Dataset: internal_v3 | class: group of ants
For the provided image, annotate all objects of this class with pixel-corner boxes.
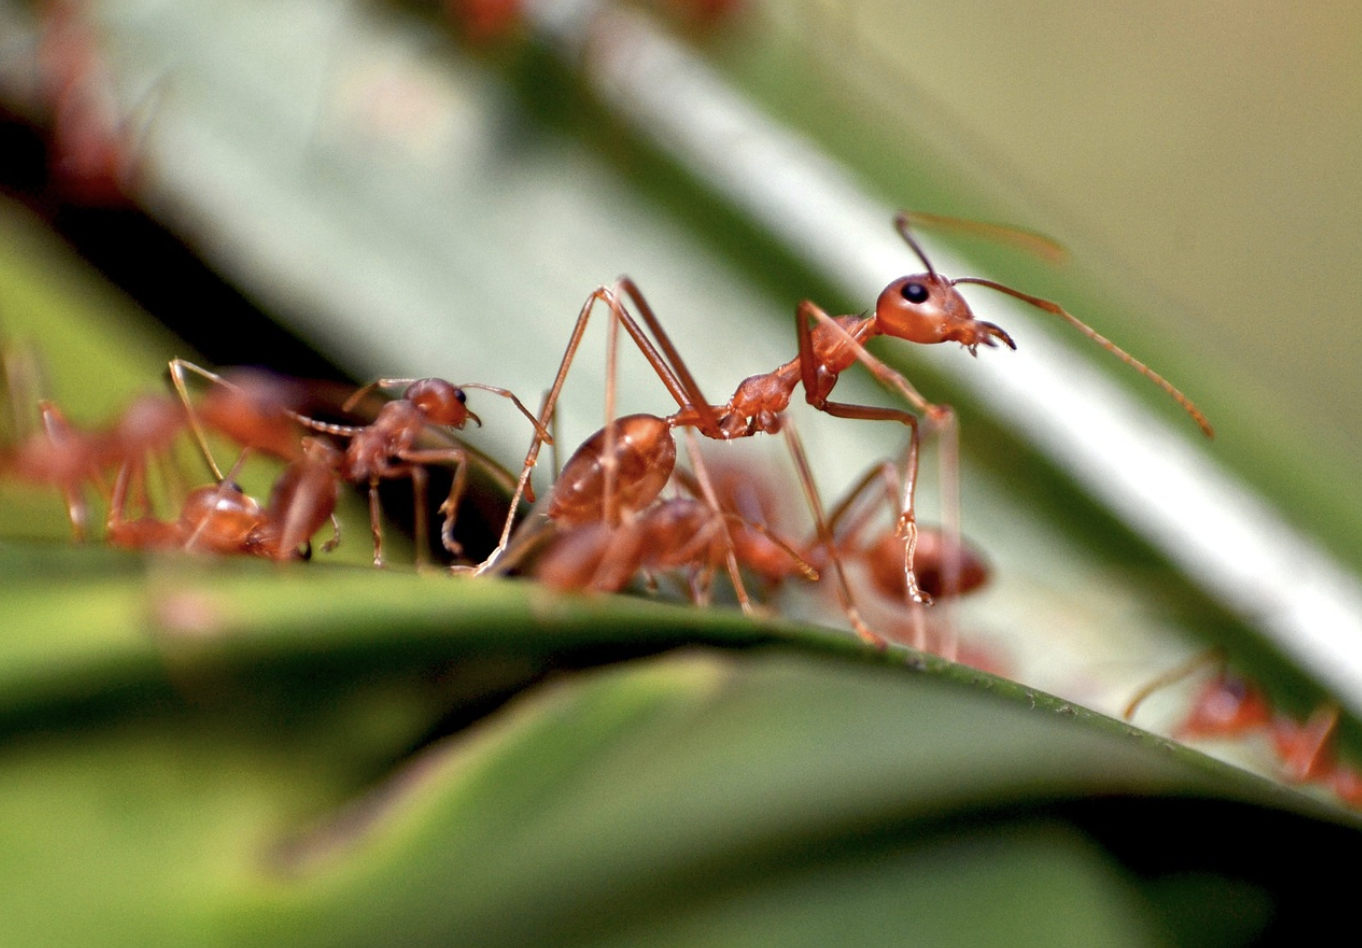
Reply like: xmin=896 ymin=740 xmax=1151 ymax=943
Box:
xmin=6 ymin=159 xmax=1360 ymax=808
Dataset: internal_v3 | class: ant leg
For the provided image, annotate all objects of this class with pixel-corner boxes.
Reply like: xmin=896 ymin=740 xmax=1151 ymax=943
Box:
xmin=167 ymin=358 xmax=230 ymax=481
xmin=479 ymin=288 xmax=608 ymax=569
xmin=440 ymin=459 xmax=468 ymax=561
xmin=615 ymin=278 xmax=725 ymax=437
xmin=933 ymin=407 xmax=961 ymax=660
xmin=36 ymin=401 xmax=96 ymax=542
xmin=367 ymin=477 xmax=386 ymax=568
xmin=822 ymin=459 xmax=900 ymax=544
xmin=479 ymin=282 xmax=711 ymax=570
xmin=397 ymin=446 xmax=473 ymax=563
xmin=781 ymin=419 xmax=885 ymax=648
xmin=683 ymin=429 xmax=754 ymax=614
xmin=796 ymin=301 xmax=945 ymax=419
xmin=321 ymin=513 xmax=342 ymax=553
xmin=952 ymin=278 xmax=1214 ymax=438
xmin=811 ymin=401 xmax=931 ymax=607
xmin=894 ymin=416 xmax=928 ymax=609
xmin=545 ymin=389 xmax=562 ymax=479
xmin=602 ymin=291 xmax=622 ymax=527
xmin=410 ymin=464 xmax=431 ymax=568
xmin=399 ymin=447 xmax=472 ymax=562
xmin=105 ymin=457 xmax=135 ymax=537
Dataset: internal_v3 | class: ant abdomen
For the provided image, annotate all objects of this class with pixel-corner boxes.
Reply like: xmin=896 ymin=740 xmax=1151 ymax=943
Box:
xmin=547 ymin=414 xmax=677 ymax=527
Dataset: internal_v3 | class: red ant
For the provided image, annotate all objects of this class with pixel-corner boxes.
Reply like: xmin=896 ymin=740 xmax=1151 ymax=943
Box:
xmin=491 ymin=213 xmax=1210 ymax=632
xmin=105 ymin=473 xmax=264 ymax=555
xmin=169 ymin=361 xmax=550 ymax=568
xmin=318 ymin=375 xmax=549 ymax=567
xmin=2 ymin=399 xmax=106 ymax=540
xmin=103 ymin=441 xmax=338 ymax=561
xmin=525 ymin=415 xmax=815 ymax=602
xmin=484 ymin=277 xmax=925 ymax=640
xmin=1124 ymin=652 xmax=1360 ymax=803
xmin=1 ymin=390 xmax=188 ymax=542
xmin=696 ymin=446 xmax=991 ymax=656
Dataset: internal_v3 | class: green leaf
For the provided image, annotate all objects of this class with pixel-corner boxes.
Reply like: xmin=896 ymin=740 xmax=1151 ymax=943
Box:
xmin=0 ymin=545 xmax=1354 ymax=947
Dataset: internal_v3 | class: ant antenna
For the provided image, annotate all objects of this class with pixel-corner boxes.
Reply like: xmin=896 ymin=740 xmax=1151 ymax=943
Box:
xmin=893 ymin=211 xmax=1213 ymax=438
xmin=900 ymin=211 xmax=1069 ymax=265
xmin=1123 ymin=648 xmax=1226 ymax=721
xmin=893 ymin=212 xmax=939 ymax=280
xmin=953 ymin=277 xmax=1215 ymax=438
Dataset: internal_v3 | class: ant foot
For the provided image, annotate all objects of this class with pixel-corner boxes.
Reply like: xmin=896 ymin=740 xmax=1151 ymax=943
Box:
xmin=925 ymin=404 xmax=955 ymax=429
xmin=849 ymin=609 xmax=888 ymax=650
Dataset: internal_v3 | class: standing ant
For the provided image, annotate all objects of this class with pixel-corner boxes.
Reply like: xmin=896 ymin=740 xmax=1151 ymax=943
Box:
xmin=490 ymin=212 xmax=1211 ymax=640
xmin=524 ymin=415 xmax=815 ymax=603
xmin=169 ymin=361 xmax=549 ymax=568
xmin=484 ymin=277 xmax=924 ymax=644
xmin=315 ymin=376 xmax=549 ymax=568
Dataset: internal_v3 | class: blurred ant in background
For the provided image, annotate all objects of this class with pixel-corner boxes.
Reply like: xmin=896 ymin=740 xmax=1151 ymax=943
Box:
xmin=1125 ymin=650 xmax=1362 ymax=810
xmin=25 ymin=0 xmax=161 ymax=207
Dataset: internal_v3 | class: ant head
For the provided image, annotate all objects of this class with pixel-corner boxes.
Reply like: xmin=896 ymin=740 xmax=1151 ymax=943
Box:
xmin=875 ymin=276 xmax=1016 ymax=353
xmin=1177 ymin=674 xmax=1274 ymax=740
xmin=405 ymin=378 xmax=481 ymax=428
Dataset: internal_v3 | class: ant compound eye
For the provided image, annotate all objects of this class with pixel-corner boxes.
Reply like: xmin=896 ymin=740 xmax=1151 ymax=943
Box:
xmin=900 ymin=282 xmax=930 ymax=305
xmin=455 ymin=389 xmax=467 ymax=404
